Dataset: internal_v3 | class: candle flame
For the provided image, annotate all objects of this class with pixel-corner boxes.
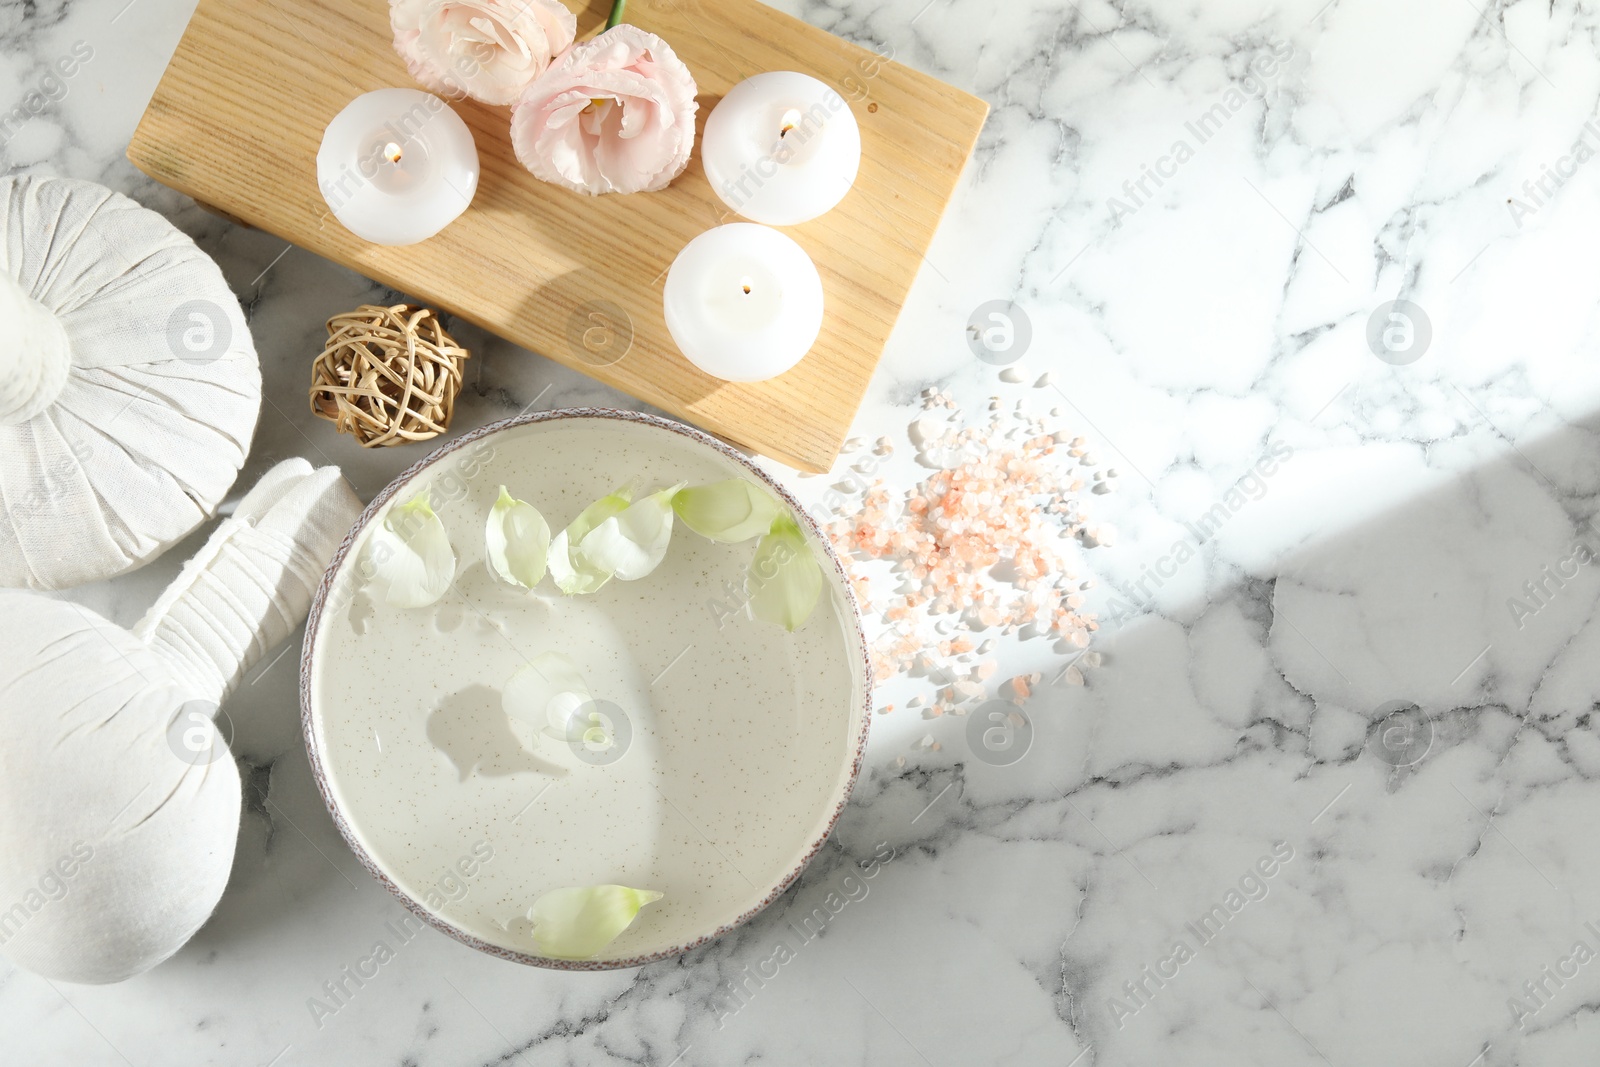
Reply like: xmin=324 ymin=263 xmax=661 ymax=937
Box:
xmin=384 ymin=142 xmax=403 ymax=163
xmin=778 ymin=107 xmax=803 ymax=139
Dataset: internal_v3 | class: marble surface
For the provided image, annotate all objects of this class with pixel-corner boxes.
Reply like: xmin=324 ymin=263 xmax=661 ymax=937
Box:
xmin=7 ymin=0 xmax=1600 ymax=1063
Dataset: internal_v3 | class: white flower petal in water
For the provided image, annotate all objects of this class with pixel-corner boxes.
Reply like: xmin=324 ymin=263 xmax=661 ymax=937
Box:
xmin=748 ymin=517 xmax=823 ymax=631
xmin=364 ymin=490 xmax=455 ymax=608
xmin=580 ymin=483 xmax=685 ymax=581
xmin=503 ymin=652 xmax=591 ymax=741
xmin=486 ymin=486 xmax=551 ymax=590
xmin=549 ymin=487 xmax=633 ymax=594
xmin=672 ymin=479 xmax=783 ymax=543
xmin=528 ymin=885 xmax=663 ymax=959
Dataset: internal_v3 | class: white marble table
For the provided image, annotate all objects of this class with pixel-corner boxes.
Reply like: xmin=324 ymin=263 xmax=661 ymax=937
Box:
xmin=8 ymin=0 xmax=1600 ymax=1063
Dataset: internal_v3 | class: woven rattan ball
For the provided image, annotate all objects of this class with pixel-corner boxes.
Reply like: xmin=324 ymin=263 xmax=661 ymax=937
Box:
xmin=309 ymin=304 xmax=469 ymax=447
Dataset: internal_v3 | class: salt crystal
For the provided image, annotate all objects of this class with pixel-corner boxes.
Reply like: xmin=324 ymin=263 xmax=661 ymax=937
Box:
xmin=1035 ymin=372 xmax=1054 ymax=387
xmin=843 ymin=437 xmax=864 ymax=453
xmin=909 ymin=416 xmax=942 ymax=447
xmin=999 ymin=366 xmax=1026 ymax=383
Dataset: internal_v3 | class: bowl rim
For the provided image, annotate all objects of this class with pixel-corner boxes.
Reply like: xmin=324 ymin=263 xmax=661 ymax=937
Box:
xmin=298 ymin=407 xmax=874 ymax=970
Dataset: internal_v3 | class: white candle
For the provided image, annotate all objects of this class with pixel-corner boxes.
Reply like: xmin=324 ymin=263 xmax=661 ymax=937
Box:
xmin=316 ymin=89 xmax=479 ymax=246
xmin=662 ymin=223 xmax=824 ymax=382
xmin=701 ymin=72 xmax=861 ymax=227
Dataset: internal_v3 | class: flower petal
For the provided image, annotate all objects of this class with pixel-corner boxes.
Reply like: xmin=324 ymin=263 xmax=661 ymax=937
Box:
xmin=549 ymin=487 xmax=633 ymax=594
xmin=672 ymin=479 xmax=783 ymax=543
xmin=365 ymin=490 xmax=455 ymax=608
xmin=580 ymin=483 xmax=685 ymax=581
xmin=486 ymin=486 xmax=551 ymax=589
xmin=528 ymin=885 xmax=663 ymax=959
xmin=748 ymin=517 xmax=823 ymax=631
xmin=503 ymin=652 xmax=591 ymax=739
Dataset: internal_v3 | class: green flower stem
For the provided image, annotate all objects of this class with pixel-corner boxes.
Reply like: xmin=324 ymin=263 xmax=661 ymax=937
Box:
xmin=606 ymin=0 xmax=628 ymax=29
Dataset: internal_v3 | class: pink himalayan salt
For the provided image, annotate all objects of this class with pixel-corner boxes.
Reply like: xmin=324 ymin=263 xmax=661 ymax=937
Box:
xmin=832 ymin=420 xmax=1101 ymax=704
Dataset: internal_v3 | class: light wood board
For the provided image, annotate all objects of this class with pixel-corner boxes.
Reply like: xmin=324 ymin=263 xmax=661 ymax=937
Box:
xmin=128 ymin=0 xmax=987 ymax=472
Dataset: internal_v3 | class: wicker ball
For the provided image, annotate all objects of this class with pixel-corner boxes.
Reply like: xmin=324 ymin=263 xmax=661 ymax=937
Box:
xmin=309 ymin=304 xmax=469 ymax=447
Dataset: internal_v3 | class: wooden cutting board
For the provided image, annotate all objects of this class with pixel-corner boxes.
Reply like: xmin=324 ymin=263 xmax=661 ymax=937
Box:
xmin=128 ymin=0 xmax=987 ymax=472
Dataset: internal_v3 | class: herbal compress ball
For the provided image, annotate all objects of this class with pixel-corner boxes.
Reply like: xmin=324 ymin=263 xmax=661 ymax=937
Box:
xmin=0 ymin=174 xmax=260 ymax=590
xmin=0 ymin=460 xmax=360 ymax=984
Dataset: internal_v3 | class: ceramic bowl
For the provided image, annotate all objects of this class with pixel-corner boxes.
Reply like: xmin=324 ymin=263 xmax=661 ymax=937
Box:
xmin=299 ymin=409 xmax=871 ymax=968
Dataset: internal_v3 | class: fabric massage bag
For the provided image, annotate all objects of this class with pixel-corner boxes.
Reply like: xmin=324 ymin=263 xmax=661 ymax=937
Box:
xmin=0 ymin=459 xmax=362 ymax=983
xmin=0 ymin=174 xmax=263 ymax=590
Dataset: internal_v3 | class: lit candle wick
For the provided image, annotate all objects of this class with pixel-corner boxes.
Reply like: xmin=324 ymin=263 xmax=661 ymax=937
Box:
xmin=778 ymin=107 xmax=802 ymax=139
xmin=384 ymin=142 xmax=403 ymax=164
xmin=740 ymin=275 xmax=753 ymax=295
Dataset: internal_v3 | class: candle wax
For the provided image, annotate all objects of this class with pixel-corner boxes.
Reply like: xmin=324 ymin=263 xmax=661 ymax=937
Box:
xmin=701 ymin=72 xmax=862 ymax=227
xmin=316 ymin=89 xmax=478 ymax=246
xmin=663 ymin=224 xmax=824 ymax=382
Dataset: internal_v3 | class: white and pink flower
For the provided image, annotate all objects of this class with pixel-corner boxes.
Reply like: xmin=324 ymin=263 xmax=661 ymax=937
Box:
xmin=510 ymin=24 xmax=699 ymax=196
xmin=390 ymin=0 xmax=576 ymax=107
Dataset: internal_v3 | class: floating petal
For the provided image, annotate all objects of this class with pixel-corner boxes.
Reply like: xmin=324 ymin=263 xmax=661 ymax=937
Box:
xmin=748 ymin=517 xmax=823 ymax=631
xmin=672 ymin=479 xmax=783 ymax=543
xmin=581 ymin=483 xmax=685 ymax=581
xmin=549 ymin=487 xmax=633 ymax=594
xmin=364 ymin=490 xmax=455 ymax=609
xmin=503 ymin=652 xmax=591 ymax=741
xmin=528 ymin=885 xmax=664 ymax=959
xmin=486 ymin=486 xmax=552 ymax=590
